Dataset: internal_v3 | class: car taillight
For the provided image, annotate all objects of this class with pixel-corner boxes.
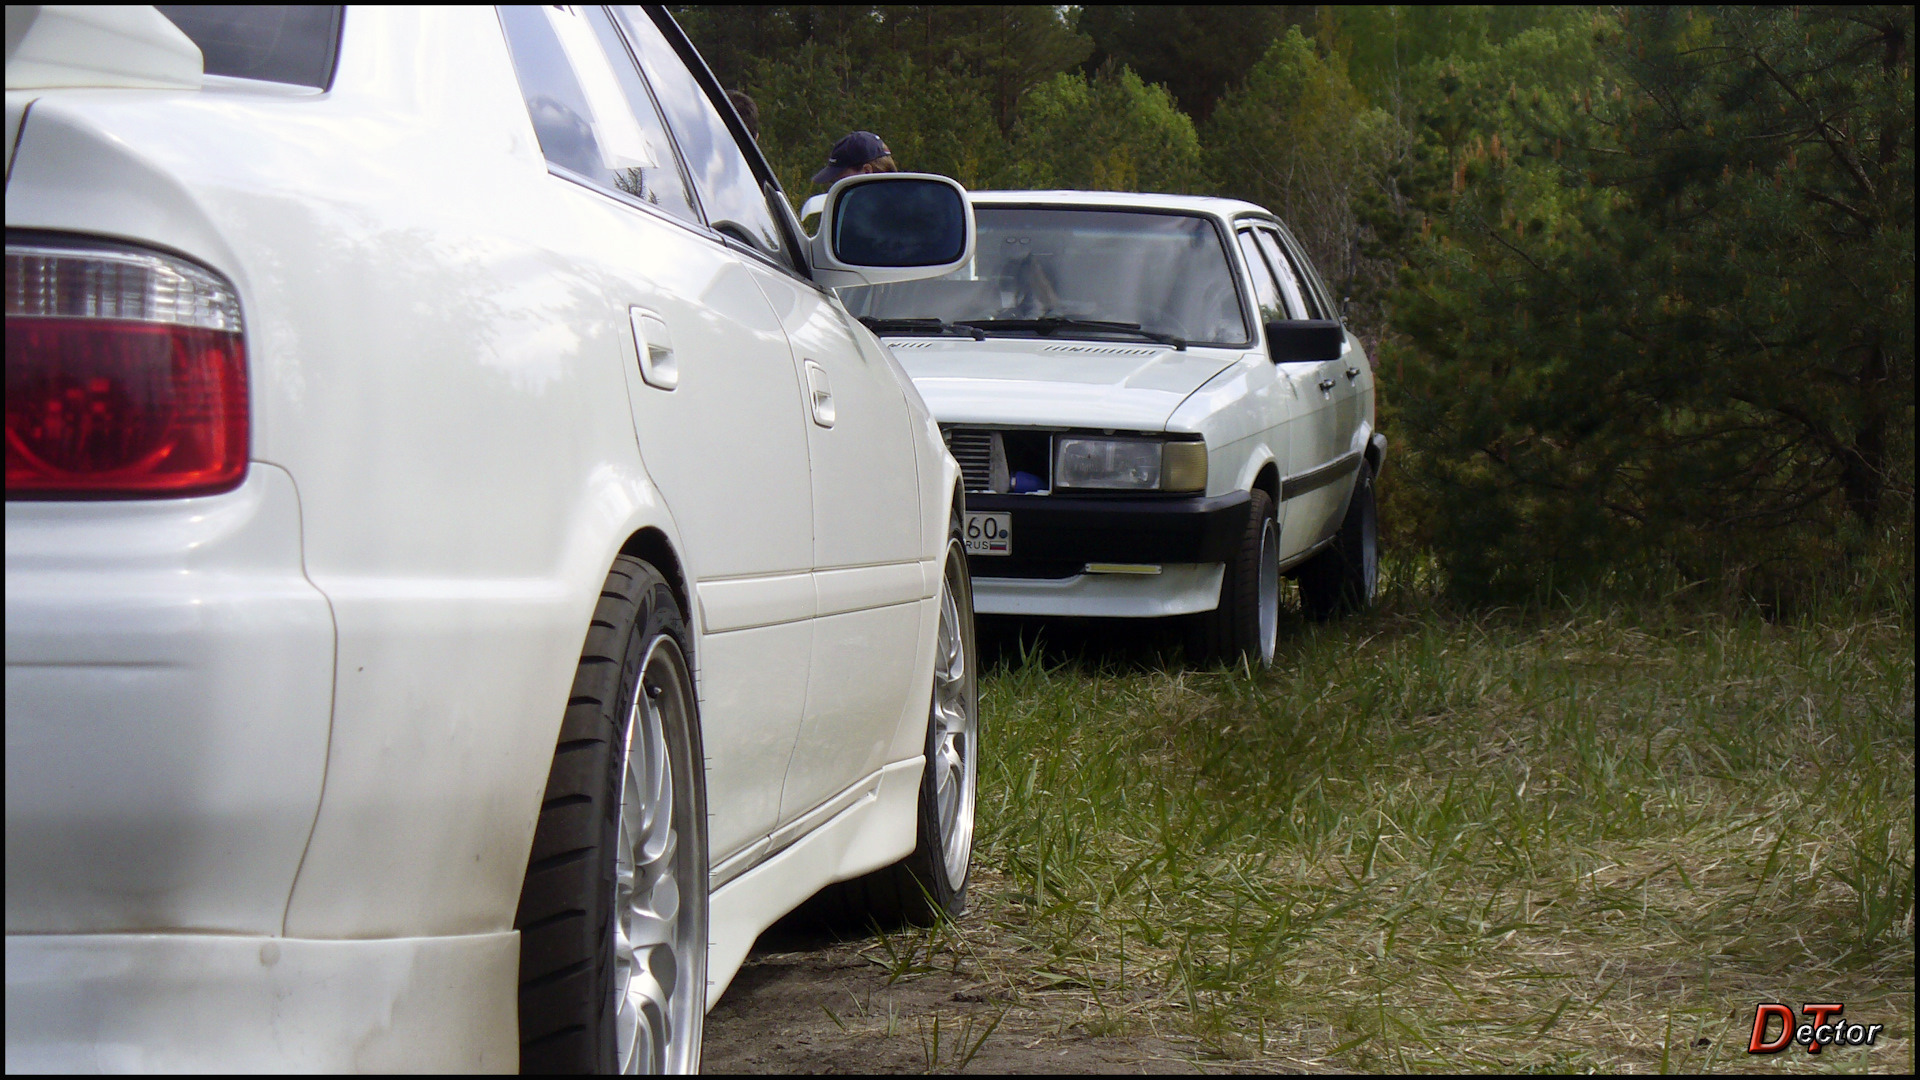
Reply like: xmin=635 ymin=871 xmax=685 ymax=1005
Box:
xmin=6 ymin=240 xmax=248 ymax=498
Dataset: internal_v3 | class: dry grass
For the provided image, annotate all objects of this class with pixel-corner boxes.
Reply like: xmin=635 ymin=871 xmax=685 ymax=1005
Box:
xmin=903 ymin=584 xmax=1917 ymax=1072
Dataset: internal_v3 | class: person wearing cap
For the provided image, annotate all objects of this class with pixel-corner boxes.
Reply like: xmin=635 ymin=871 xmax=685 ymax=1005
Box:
xmin=812 ymin=131 xmax=897 ymax=187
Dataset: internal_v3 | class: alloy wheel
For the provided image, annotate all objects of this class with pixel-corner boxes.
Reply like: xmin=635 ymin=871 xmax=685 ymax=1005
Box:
xmin=612 ymin=636 xmax=705 ymax=1074
xmin=1256 ymin=516 xmax=1280 ymax=665
xmin=931 ymin=544 xmax=978 ymax=890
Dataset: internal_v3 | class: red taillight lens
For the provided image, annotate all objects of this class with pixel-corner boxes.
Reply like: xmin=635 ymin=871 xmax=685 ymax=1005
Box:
xmin=6 ymin=243 xmax=248 ymax=498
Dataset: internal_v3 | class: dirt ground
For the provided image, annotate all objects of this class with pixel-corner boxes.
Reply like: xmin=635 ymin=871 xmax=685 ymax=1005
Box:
xmin=702 ymin=871 xmax=1217 ymax=1075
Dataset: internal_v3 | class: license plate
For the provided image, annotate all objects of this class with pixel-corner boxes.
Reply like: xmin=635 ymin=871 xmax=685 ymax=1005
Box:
xmin=963 ymin=512 xmax=1011 ymax=555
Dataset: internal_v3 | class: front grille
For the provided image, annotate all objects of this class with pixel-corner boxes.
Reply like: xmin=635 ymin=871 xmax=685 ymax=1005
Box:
xmin=945 ymin=429 xmax=994 ymax=493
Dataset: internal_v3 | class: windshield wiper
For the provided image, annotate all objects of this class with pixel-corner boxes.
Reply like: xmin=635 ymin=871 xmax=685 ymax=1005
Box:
xmin=955 ymin=317 xmax=1186 ymax=351
xmin=858 ymin=317 xmax=986 ymax=341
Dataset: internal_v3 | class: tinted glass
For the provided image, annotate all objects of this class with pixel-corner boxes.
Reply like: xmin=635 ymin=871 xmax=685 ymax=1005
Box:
xmin=611 ymin=7 xmax=794 ymax=266
xmin=844 ymin=208 xmax=1249 ymax=346
xmin=832 ymin=180 xmax=965 ymax=267
xmin=581 ymin=7 xmax=699 ymax=224
xmin=1254 ymin=229 xmax=1310 ymax=319
xmin=1237 ymin=230 xmax=1286 ymax=325
xmin=155 ymin=5 xmax=341 ymax=88
xmin=1276 ymin=225 xmax=1338 ymax=320
xmin=1260 ymin=228 xmax=1326 ymax=320
xmin=496 ymin=6 xmax=698 ymax=225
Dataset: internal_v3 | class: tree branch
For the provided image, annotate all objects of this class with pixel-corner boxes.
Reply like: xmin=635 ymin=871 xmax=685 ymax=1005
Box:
xmin=1750 ymin=52 xmax=1880 ymax=204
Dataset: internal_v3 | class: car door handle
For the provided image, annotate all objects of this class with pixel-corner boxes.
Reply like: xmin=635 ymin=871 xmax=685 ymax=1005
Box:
xmin=1345 ymin=366 xmax=1361 ymax=381
xmin=1318 ymin=378 xmax=1336 ymax=394
xmin=630 ymin=307 xmax=677 ymax=390
xmin=804 ymin=359 xmax=835 ymax=428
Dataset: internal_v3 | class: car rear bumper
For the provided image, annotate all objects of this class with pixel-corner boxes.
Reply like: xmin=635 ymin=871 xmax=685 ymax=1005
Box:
xmin=3 ymin=931 xmax=518 ymax=1073
xmin=963 ymin=489 xmax=1251 ymax=577
xmin=4 ymin=465 xmax=335 ymax=936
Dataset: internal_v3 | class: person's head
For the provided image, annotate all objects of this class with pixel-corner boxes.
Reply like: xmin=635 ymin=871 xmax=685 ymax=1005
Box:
xmin=812 ymin=131 xmax=895 ymax=187
xmin=726 ymin=90 xmax=759 ymax=142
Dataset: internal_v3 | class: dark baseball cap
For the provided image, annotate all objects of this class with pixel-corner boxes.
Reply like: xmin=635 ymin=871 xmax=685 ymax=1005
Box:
xmin=812 ymin=131 xmax=891 ymax=185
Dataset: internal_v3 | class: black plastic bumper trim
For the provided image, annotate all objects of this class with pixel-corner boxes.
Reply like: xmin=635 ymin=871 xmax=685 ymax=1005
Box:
xmin=963 ymin=490 xmax=1252 ymax=566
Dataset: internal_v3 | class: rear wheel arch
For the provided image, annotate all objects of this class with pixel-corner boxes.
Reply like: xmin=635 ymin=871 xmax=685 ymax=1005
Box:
xmin=619 ymin=528 xmax=689 ymax=640
xmin=1363 ymin=428 xmax=1387 ymax=480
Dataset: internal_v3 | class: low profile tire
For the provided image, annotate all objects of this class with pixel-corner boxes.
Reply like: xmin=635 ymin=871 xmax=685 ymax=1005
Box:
xmin=1298 ymin=460 xmax=1379 ymax=621
xmin=1189 ymin=487 xmax=1280 ymax=667
xmin=812 ymin=511 xmax=979 ymax=928
xmin=516 ymin=556 xmax=708 ymax=1074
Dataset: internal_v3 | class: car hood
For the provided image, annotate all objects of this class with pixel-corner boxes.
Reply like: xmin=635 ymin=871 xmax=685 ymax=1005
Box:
xmin=885 ymin=337 xmax=1246 ymax=432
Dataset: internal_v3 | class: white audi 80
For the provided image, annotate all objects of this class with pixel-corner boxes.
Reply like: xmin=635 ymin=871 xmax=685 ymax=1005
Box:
xmin=5 ymin=5 xmax=981 ymax=1072
xmin=837 ymin=191 xmax=1386 ymax=664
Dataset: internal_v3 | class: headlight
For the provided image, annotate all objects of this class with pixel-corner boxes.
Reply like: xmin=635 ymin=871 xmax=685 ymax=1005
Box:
xmin=1055 ymin=437 xmax=1207 ymax=492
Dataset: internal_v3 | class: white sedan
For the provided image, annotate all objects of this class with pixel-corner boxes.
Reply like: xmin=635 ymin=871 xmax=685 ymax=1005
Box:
xmin=5 ymin=5 xmax=978 ymax=1072
xmin=840 ymin=191 xmax=1386 ymax=664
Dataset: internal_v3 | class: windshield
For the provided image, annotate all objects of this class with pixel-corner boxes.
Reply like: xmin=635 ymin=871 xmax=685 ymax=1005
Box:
xmin=840 ymin=207 xmax=1251 ymax=347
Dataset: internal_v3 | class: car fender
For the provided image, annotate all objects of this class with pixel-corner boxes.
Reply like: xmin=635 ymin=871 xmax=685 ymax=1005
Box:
xmin=1227 ymin=439 xmax=1282 ymax=504
xmin=846 ymin=318 xmax=962 ymax=766
xmin=1166 ymin=352 xmax=1287 ymax=502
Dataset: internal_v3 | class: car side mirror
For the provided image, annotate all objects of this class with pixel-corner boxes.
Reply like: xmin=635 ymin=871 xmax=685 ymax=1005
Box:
xmin=810 ymin=173 xmax=974 ymax=290
xmin=1265 ymin=319 xmax=1344 ymax=364
xmin=799 ymin=193 xmax=826 ymax=236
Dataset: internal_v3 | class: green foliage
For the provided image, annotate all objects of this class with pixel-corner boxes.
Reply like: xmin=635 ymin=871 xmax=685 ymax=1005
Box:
xmin=672 ymin=5 xmax=1916 ymax=608
xmin=877 ymin=6 xmax=1092 ymax=133
xmin=1077 ymin=5 xmax=1301 ymax=124
xmin=743 ymin=40 xmax=1006 ymax=195
xmin=1006 ymin=64 xmax=1203 ymax=192
xmin=1384 ymin=6 xmax=1914 ymax=600
xmin=1206 ymin=28 xmax=1401 ymax=300
xmin=1327 ymin=5 xmax=1590 ymax=115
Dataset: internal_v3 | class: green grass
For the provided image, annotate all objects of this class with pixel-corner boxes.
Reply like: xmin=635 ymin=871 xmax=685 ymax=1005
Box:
xmin=952 ymin=572 xmax=1914 ymax=1072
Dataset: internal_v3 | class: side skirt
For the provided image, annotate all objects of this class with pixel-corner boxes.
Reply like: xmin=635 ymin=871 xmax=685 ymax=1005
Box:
xmin=704 ymin=756 xmax=923 ymax=1010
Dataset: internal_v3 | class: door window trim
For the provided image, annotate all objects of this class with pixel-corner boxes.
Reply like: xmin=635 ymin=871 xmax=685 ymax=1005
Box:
xmin=618 ymin=5 xmax=816 ymax=286
xmin=1235 ymin=227 xmax=1288 ymax=327
xmin=1237 ymin=225 xmax=1306 ymax=322
xmin=1253 ymin=226 xmax=1313 ymax=320
xmin=496 ymin=5 xmax=706 ymax=233
xmin=1238 ymin=214 xmax=1341 ymax=326
xmin=1272 ymin=223 xmax=1339 ymax=323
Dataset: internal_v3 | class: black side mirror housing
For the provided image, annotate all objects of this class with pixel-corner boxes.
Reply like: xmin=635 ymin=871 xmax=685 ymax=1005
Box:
xmin=1265 ymin=319 xmax=1344 ymax=364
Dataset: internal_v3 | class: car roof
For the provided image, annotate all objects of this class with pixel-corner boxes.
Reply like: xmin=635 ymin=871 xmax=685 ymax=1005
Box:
xmin=966 ymin=189 xmax=1277 ymax=223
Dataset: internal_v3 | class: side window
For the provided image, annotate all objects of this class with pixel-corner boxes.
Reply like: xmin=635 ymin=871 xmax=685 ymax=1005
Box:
xmin=1236 ymin=229 xmax=1286 ymax=325
xmin=496 ymin=5 xmax=700 ymax=227
xmin=1276 ymin=225 xmax=1339 ymax=322
xmin=612 ymin=7 xmax=797 ymax=269
xmin=1254 ymin=228 xmax=1314 ymax=319
xmin=156 ymin=6 xmax=342 ymax=88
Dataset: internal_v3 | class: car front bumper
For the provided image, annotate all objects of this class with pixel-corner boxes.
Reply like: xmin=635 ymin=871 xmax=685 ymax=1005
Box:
xmin=973 ymin=562 xmax=1225 ymax=617
xmin=4 ymin=931 xmax=518 ymax=1073
xmin=962 ymin=489 xmax=1248 ymax=618
xmin=963 ymin=489 xmax=1251 ymax=574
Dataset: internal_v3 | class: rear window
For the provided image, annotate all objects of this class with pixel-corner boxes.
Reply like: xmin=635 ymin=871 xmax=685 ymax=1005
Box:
xmin=155 ymin=6 xmax=343 ymax=89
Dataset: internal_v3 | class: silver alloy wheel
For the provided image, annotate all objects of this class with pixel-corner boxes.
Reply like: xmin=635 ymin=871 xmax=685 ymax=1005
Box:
xmin=932 ymin=541 xmax=978 ymax=890
xmin=1256 ymin=515 xmax=1280 ymax=666
xmin=613 ymin=636 xmax=705 ymax=1074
